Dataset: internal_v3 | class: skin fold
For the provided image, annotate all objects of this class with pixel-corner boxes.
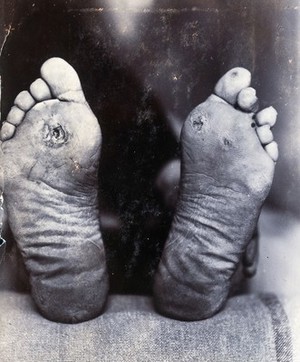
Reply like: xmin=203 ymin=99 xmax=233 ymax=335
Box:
xmin=0 ymin=59 xmax=109 ymax=323
xmin=0 ymin=61 xmax=278 ymax=324
xmin=153 ymin=69 xmax=276 ymax=320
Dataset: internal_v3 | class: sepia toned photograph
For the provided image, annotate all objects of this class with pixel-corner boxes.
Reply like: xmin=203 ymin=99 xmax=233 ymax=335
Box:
xmin=0 ymin=1 xmax=299 ymax=361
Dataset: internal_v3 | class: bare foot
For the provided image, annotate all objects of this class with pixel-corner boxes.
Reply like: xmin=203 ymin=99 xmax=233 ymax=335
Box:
xmin=0 ymin=58 xmax=108 ymax=323
xmin=154 ymin=68 xmax=278 ymax=320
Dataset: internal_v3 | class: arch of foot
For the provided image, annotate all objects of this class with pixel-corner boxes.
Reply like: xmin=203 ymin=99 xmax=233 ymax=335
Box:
xmin=153 ymin=67 xmax=280 ymax=321
xmin=0 ymin=57 xmax=86 ymax=143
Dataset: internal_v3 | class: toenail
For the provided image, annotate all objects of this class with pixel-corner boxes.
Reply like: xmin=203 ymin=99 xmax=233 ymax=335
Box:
xmin=14 ymin=91 xmax=35 ymax=111
xmin=7 ymin=106 xmax=25 ymax=126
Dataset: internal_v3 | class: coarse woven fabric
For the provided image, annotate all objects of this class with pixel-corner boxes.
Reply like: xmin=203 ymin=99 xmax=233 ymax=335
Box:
xmin=0 ymin=291 xmax=292 ymax=362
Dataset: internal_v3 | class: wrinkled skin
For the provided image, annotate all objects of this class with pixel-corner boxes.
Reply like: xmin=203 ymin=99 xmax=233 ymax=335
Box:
xmin=0 ymin=60 xmax=277 ymax=323
xmin=153 ymin=71 xmax=276 ymax=320
xmin=0 ymin=59 xmax=109 ymax=323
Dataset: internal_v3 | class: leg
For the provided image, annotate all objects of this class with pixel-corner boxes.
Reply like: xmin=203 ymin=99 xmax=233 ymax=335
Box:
xmin=153 ymin=68 xmax=278 ymax=320
xmin=0 ymin=58 xmax=108 ymax=323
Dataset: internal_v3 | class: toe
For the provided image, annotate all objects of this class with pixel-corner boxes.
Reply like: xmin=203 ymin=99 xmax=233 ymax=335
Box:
xmin=14 ymin=91 xmax=35 ymax=111
xmin=265 ymin=141 xmax=279 ymax=162
xmin=6 ymin=106 xmax=25 ymax=126
xmin=214 ymin=67 xmax=251 ymax=105
xmin=237 ymin=87 xmax=259 ymax=112
xmin=30 ymin=78 xmax=52 ymax=101
xmin=256 ymin=106 xmax=277 ymax=127
xmin=206 ymin=94 xmax=228 ymax=104
xmin=40 ymin=57 xmax=86 ymax=103
xmin=0 ymin=122 xmax=16 ymax=141
xmin=256 ymin=125 xmax=274 ymax=145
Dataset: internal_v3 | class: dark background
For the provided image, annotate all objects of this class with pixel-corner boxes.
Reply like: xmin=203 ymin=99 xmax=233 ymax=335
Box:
xmin=0 ymin=0 xmax=299 ymax=294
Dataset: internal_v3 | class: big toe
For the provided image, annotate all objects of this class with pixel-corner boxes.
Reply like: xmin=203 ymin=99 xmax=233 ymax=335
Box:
xmin=214 ymin=67 xmax=251 ymax=105
xmin=41 ymin=57 xmax=86 ymax=103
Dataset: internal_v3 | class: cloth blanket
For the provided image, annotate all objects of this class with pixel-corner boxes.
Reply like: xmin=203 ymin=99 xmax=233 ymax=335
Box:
xmin=0 ymin=291 xmax=292 ymax=362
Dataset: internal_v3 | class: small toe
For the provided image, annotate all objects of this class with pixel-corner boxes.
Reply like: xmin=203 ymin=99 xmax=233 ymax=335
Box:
xmin=265 ymin=141 xmax=279 ymax=162
xmin=30 ymin=78 xmax=52 ymax=101
xmin=214 ymin=67 xmax=251 ymax=105
xmin=256 ymin=125 xmax=274 ymax=145
xmin=0 ymin=122 xmax=16 ymax=141
xmin=6 ymin=106 xmax=25 ymax=126
xmin=237 ymin=87 xmax=259 ymax=112
xmin=14 ymin=91 xmax=35 ymax=111
xmin=40 ymin=57 xmax=86 ymax=103
xmin=256 ymin=106 xmax=277 ymax=127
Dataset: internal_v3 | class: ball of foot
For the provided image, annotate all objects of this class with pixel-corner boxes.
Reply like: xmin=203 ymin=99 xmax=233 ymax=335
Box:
xmin=1 ymin=58 xmax=109 ymax=323
xmin=154 ymin=68 xmax=278 ymax=320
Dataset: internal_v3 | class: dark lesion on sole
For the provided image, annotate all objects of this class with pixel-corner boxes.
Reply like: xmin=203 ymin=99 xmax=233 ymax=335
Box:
xmin=43 ymin=123 xmax=69 ymax=147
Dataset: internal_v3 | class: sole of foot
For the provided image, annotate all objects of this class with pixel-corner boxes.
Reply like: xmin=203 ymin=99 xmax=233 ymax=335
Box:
xmin=0 ymin=58 xmax=109 ymax=323
xmin=154 ymin=67 xmax=278 ymax=320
